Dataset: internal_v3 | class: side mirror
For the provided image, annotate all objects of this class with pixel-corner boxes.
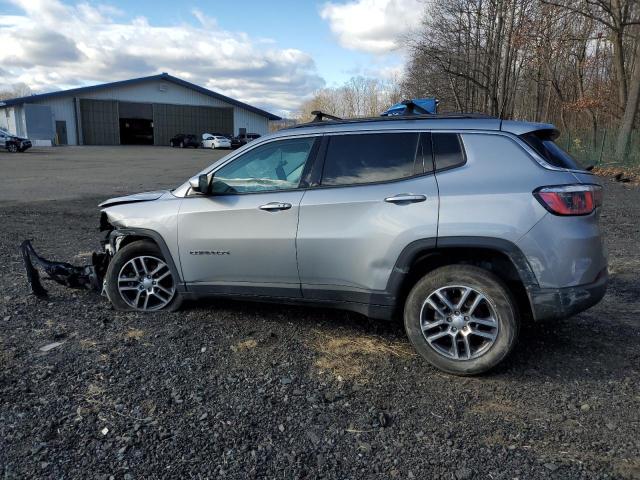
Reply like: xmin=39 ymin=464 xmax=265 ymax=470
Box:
xmin=189 ymin=174 xmax=211 ymax=194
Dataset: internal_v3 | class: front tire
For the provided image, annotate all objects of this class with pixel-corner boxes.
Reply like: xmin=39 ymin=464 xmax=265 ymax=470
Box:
xmin=404 ymin=265 xmax=519 ymax=375
xmin=7 ymin=144 xmax=18 ymax=153
xmin=170 ymin=141 xmax=174 ymax=147
xmin=105 ymin=240 xmax=182 ymax=312
xmin=210 ymin=143 xmax=216 ymax=150
xmin=179 ymin=141 xmax=184 ymax=148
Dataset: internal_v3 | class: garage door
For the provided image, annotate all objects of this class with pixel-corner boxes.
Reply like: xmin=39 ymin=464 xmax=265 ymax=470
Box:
xmin=80 ymin=99 xmax=119 ymax=145
xmin=152 ymin=104 xmax=233 ymax=146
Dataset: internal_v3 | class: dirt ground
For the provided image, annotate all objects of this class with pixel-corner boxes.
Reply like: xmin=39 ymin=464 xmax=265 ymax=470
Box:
xmin=1 ymin=147 xmax=639 ymax=479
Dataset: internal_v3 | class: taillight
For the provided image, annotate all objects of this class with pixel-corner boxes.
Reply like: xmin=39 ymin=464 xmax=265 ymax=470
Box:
xmin=533 ymin=184 xmax=603 ymax=216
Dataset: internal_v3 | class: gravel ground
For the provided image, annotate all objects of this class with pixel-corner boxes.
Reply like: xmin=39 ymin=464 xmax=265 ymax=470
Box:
xmin=1 ymin=148 xmax=639 ymax=479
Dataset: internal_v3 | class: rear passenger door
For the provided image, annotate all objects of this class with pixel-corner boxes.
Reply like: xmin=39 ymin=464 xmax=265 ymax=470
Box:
xmin=296 ymin=131 xmax=440 ymax=301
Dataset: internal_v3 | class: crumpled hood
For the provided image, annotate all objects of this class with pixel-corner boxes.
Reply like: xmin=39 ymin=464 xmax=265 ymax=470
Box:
xmin=99 ymin=190 xmax=168 ymax=208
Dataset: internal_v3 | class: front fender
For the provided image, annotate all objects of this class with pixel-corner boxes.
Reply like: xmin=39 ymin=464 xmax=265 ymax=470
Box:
xmin=109 ymin=228 xmax=185 ymax=288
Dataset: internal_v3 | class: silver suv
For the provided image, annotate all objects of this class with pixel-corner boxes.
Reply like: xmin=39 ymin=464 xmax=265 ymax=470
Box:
xmin=99 ymin=115 xmax=607 ymax=375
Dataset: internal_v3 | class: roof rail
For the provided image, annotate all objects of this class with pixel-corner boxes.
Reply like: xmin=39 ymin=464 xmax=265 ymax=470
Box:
xmin=286 ymin=112 xmax=497 ymax=130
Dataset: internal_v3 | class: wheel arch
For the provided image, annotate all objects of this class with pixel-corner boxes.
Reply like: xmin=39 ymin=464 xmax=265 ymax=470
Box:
xmin=388 ymin=237 xmax=538 ymax=321
xmin=109 ymin=228 xmax=184 ymax=287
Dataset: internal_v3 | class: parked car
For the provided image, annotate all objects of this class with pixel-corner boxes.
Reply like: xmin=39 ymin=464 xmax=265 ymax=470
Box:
xmin=169 ymin=134 xmax=199 ymax=148
xmin=201 ymin=133 xmax=232 ymax=149
xmin=93 ymin=114 xmax=607 ymax=375
xmin=231 ymin=133 xmax=261 ymax=149
xmin=0 ymin=128 xmax=32 ymax=153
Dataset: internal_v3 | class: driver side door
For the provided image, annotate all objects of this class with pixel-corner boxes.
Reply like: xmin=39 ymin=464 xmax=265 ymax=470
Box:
xmin=178 ymin=135 xmax=319 ymax=298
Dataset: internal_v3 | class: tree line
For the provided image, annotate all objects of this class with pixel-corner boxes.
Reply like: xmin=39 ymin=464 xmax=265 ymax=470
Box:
xmin=404 ymin=0 xmax=639 ymax=163
xmin=298 ymin=0 xmax=639 ymax=165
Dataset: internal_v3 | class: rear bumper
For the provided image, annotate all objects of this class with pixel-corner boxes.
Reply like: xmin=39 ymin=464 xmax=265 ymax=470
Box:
xmin=528 ymin=268 xmax=608 ymax=321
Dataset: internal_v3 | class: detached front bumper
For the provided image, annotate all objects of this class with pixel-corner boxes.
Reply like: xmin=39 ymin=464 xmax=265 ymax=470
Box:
xmin=528 ymin=268 xmax=608 ymax=321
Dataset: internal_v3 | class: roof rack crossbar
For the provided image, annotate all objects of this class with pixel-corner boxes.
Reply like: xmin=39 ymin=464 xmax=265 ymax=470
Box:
xmin=311 ymin=110 xmax=343 ymax=123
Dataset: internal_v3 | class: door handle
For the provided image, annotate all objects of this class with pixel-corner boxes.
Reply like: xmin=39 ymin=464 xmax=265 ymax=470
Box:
xmin=259 ymin=202 xmax=292 ymax=211
xmin=384 ymin=194 xmax=427 ymax=204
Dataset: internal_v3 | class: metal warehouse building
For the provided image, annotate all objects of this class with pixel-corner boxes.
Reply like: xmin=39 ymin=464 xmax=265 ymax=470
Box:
xmin=0 ymin=73 xmax=280 ymax=146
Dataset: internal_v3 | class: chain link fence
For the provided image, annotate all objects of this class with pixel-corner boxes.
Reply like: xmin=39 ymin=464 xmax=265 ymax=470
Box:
xmin=556 ymin=128 xmax=640 ymax=168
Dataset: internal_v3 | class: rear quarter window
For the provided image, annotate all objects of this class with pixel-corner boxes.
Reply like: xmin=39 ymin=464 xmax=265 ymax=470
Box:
xmin=432 ymin=133 xmax=466 ymax=171
xmin=519 ymin=130 xmax=583 ymax=170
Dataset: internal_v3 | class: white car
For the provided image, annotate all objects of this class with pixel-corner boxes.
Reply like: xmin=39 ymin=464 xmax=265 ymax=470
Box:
xmin=201 ymin=133 xmax=231 ymax=149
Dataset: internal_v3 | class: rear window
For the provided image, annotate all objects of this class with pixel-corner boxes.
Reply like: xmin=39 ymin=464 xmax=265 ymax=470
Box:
xmin=321 ymin=133 xmax=420 ymax=186
xmin=520 ymin=130 xmax=583 ymax=170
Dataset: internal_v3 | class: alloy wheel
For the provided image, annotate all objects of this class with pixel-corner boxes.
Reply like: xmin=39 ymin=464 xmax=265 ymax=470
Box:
xmin=420 ymin=285 xmax=499 ymax=360
xmin=117 ymin=255 xmax=175 ymax=311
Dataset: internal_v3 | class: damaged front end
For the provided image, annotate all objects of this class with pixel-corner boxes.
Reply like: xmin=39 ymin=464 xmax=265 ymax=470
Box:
xmin=20 ymin=212 xmax=115 ymax=299
xmin=21 ymin=189 xmax=172 ymax=300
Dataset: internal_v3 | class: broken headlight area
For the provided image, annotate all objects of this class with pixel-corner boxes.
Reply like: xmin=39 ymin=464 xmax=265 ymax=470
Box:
xmin=21 ymin=213 xmax=115 ymax=298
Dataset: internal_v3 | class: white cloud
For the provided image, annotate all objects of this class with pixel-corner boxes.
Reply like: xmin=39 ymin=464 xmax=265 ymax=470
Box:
xmin=320 ymin=0 xmax=424 ymax=54
xmin=0 ymin=0 xmax=325 ymax=114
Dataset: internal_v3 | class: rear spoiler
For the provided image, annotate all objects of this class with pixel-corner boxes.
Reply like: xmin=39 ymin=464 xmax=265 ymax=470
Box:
xmin=500 ymin=120 xmax=559 ymax=139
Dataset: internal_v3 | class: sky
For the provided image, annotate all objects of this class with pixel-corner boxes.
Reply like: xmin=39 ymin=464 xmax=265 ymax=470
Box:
xmin=0 ymin=0 xmax=424 ymax=117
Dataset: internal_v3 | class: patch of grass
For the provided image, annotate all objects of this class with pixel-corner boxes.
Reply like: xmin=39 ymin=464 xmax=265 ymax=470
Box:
xmin=231 ymin=338 xmax=258 ymax=352
xmin=312 ymin=330 xmax=415 ymax=381
xmin=124 ymin=328 xmax=145 ymax=340
xmin=86 ymin=383 xmax=105 ymax=397
xmin=79 ymin=338 xmax=98 ymax=349
xmin=614 ymin=459 xmax=640 ymax=480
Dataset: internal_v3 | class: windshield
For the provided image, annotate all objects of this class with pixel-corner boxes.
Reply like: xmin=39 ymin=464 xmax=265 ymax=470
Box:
xmin=520 ymin=130 xmax=585 ymax=170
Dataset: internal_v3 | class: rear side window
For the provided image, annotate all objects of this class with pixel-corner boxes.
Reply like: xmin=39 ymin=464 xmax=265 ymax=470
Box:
xmin=432 ymin=133 xmax=466 ymax=170
xmin=520 ymin=130 xmax=583 ymax=170
xmin=321 ymin=133 xmax=420 ymax=186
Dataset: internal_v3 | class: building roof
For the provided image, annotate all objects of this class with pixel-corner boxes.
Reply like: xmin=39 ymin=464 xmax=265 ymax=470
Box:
xmin=0 ymin=73 xmax=281 ymax=120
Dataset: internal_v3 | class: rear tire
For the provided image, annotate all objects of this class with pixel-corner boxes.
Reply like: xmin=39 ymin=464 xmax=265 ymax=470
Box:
xmin=105 ymin=240 xmax=183 ymax=312
xmin=170 ymin=141 xmax=174 ymax=147
xmin=7 ymin=144 xmax=18 ymax=153
xmin=404 ymin=265 xmax=519 ymax=375
xmin=179 ymin=141 xmax=184 ymax=148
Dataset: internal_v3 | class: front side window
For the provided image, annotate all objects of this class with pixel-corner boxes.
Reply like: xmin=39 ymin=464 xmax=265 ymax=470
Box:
xmin=214 ymin=137 xmax=316 ymax=193
xmin=321 ymin=133 xmax=420 ymax=186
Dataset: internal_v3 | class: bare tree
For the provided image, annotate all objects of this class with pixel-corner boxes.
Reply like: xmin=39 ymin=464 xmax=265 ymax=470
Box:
xmin=297 ymin=76 xmax=404 ymax=121
xmin=541 ymin=0 xmax=640 ymax=159
xmin=0 ymin=83 xmax=33 ymax=101
xmin=403 ymin=0 xmax=639 ymax=163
